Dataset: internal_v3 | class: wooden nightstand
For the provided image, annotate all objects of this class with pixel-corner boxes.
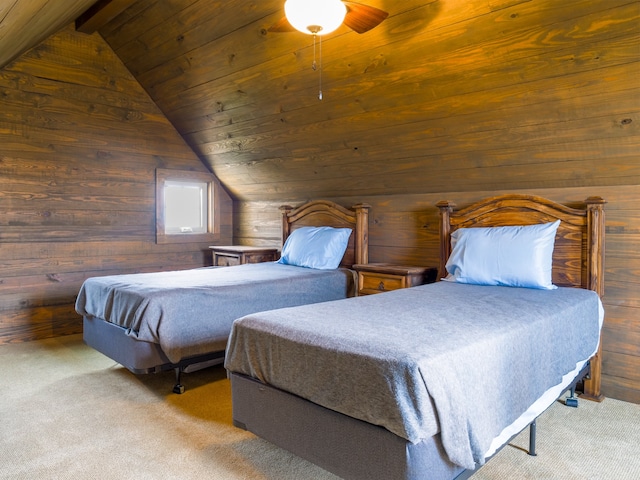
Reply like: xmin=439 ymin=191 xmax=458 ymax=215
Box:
xmin=352 ymin=263 xmax=438 ymax=295
xmin=209 ymin=246 xmax=279 ymax=267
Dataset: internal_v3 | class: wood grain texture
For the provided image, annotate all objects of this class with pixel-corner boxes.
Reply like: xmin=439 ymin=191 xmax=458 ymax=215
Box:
xmin=0 ymin=0 xmax=96 ymax=68
xmin=98 ymin=0 xmax=639 ymax=200
xmin=0 ymin=25 xmax=232 ymax=345
xmin=0 ymin=0 xmax=637 ymax=404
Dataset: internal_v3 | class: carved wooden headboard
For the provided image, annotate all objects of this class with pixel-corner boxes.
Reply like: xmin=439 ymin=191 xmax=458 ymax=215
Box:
xmin=279 ymin=200 xmax=370 ymax=268
xmin=437 ymin=194 xmax=606 ymax=401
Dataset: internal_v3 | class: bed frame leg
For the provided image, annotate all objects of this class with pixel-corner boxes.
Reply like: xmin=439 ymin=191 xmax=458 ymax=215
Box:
xmin=528 ymin=420 xmax=537 ymax=456
xmin=565 ymin=386 xmax=579 ymax=408
xmin=173 ymin=368 xmax=185 ymax=394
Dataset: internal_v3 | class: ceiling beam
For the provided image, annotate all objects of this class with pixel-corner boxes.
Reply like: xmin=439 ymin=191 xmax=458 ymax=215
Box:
xmin=75 ymin=0 xmax=137 ymax=34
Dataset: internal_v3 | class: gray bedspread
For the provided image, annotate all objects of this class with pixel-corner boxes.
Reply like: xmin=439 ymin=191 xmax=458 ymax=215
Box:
xmin=76 ymin=262 xmax=354 ymax=363
xmin=224 ymin=281 xmax=602 ymax=470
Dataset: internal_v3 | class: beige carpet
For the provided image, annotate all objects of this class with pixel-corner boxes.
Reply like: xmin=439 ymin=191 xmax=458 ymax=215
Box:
xmin=1 ymin=335 xmax=638 ymax=480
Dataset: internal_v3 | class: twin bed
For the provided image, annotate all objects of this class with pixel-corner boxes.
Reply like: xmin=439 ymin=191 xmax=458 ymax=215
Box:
xmin=76 ymin=200 xmax=370 ymax=393
xmin=77 ymin=193 xmax=606 ymax=479
xmin=224 ymin=194 xmax=606 ymax=480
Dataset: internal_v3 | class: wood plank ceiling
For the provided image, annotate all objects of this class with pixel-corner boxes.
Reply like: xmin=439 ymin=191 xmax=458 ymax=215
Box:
xmin=0 ymin=0 xmax=97 ymax=67
xmin=95 ymin=0 xmax=638 ymax=202
xmin=96 ymin=0 xmax=469 ymax=201
xmin=3 ymin=0 xmax=638 ymax=202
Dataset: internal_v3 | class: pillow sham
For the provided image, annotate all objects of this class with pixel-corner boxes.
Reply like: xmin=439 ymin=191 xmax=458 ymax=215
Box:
xmin=443 ymin=220 xmax=560 ymax=290
xmin=278 ymin=226 xmax=352 ymax=270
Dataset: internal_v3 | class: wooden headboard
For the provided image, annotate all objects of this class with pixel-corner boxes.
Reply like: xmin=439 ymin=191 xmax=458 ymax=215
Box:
xmin=279 ymin=200 xmax=370 ymax=268
xmin=437 ymin=194 xmax=606 ymax=401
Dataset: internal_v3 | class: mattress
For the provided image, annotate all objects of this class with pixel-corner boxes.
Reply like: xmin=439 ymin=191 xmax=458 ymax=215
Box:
xmin=76 ymin=262 xmax=355 ymax=364
xmin=225 ymin=281 xmax=603 ymax=469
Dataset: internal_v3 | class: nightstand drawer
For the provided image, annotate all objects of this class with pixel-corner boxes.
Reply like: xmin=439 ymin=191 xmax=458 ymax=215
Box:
xmin=353 ymin=263 xmax=437 ymax=296
xmin=359 ymin=272 xmax=406 ymax=294
xmin=214 ymin=254 xmax=241 ymax=267
xmin=209 ymin=246 xmax=279 ymax=266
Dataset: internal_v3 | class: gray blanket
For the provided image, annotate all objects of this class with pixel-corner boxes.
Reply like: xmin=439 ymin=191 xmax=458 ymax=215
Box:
xmin=224 ymin=281 xmax=602 ymax=470
xmin=76 ymin=263 xmax=354 ymax=363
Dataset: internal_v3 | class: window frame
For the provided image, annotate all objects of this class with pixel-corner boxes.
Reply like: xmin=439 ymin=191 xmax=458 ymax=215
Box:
xmin=155 ymin=168 xmax=220 ymax=245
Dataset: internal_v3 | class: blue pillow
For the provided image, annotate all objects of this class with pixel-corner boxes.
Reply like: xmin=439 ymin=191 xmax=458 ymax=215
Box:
xmin=443 ymin=220 xmax=560 ymax=290
xmin=278 ymin=226 xmax=352 ymax=270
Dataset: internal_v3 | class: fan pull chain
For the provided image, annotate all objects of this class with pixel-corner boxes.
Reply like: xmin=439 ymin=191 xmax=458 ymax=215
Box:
xmin=318 ymin=34 xmax=323 ymax=100
xmin=311 ymin=34 xmax=323 ymax=100
xmin=312 ymin=34 xmax=317 ymax=71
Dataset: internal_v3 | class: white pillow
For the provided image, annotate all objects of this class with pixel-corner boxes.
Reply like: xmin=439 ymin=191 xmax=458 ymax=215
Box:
xmin=278 ymin=226 xmax=352 ymax=270
xmin=443 ymin=220 xmax=560 ymax=290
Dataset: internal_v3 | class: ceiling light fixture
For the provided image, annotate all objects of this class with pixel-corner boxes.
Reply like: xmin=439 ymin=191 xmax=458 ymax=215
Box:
xmin=284 ymin=0 xmax=347 ymax=35
xmin=283 ymin=0 xmax=347 ymax=100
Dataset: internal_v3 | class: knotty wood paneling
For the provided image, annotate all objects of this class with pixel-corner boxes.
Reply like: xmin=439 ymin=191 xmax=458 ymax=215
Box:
xmin=214 ymin=1 xmax=639 ymax=404
xmin=0 ymin=25 xmax=232 ymax=344
xmin=0 ymin=0 xmax=637 ymax=404
xmin=100 ymin=0 xmax=639 ymax=200
xmin=0 ymin=0 xmax=97 ymax=68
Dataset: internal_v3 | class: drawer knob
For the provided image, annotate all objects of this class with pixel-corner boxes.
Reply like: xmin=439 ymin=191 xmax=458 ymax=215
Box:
xmin=378 ymin=281 xmax=386 ymax=291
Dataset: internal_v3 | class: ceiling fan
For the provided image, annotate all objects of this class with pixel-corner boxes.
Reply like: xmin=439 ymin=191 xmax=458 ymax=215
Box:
xmin=270 ymin=1 xmax=388 ymax=100
xmin=269 ymin=0 xmax=389 ymax=36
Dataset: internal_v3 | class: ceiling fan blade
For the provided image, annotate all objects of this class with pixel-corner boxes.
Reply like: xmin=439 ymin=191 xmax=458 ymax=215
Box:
xmin=268 ymin=16 xmax=296 ymax=33
xmin=343 ymin=1 xmax=389 ymax=34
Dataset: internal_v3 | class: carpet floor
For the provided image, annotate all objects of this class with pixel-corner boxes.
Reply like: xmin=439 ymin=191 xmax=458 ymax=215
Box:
xmin=1 ymin=334 xmax=638 ymax=479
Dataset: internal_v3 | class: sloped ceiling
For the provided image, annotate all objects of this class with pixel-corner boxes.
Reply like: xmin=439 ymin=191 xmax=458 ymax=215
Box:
xmin=3 ymin=0 xmax=636 ymax=202
xmin=0 ymin=0 xmax=97 ymax=68
xmin=97 ymin=0 xmax=454 ymax=201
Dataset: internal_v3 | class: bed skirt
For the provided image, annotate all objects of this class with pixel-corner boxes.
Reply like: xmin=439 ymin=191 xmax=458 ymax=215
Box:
xmin=83 ymin=316 xmax=225 ymax=375
xmin=229 ymin=372 xmax=472 ymax=480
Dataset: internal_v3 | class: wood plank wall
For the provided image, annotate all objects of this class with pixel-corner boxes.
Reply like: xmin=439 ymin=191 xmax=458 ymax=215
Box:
xmin=213 ymin=0 xmax=638 ymax=404
xmin=102 ymin=0 xmax=639 ymax=403
xmin=0 ymin=25 xmax=232 ymax=344
xmin=0 ymin=0 xmax=636 ymax=406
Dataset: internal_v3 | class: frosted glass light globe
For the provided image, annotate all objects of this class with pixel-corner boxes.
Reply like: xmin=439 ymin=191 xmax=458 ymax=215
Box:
xmin=285 ymin=0 xmax=347 ymax=35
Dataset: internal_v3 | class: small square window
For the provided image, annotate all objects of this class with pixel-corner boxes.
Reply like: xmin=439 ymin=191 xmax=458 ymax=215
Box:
xmin=156 ymin=169 xmax=220 ymax=244
xmin=164 ymin=180 xmax=208 ymax=234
